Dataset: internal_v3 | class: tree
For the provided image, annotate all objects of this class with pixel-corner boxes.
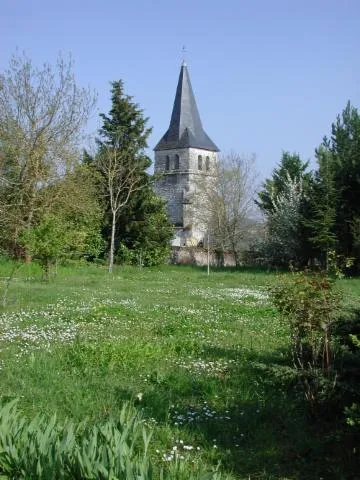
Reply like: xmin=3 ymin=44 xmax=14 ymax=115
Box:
xmin=95 ymin=80 xmax=152 ymax=273
xmin=192 ymin=152 xmax=259 ymax=266
xmin=21 ymin=214 xmax=70 ymax=280
xmin=49 ymin=164 xmax=105 ymax=260
xmin=262 ymin=173 xmax=305 ymax=266
xmin=96 ymin=143 xmax=149 ymax=272
xmin=256 ymin=152 xmax=312 ymax=266
xmin=305 ymin=146 xmax=337 ymax=269
xmin=321 ymin=102 xmax=360 ymax=267
xmin=20 ymin=165 xmax=105 ymax=278
xmin=0 ymin=51 xmax=96 ymax=258
xmin=256 ymin=151 xmax=311 ymax=215
xmin=116 ymin=189 xmax=173 ymax=266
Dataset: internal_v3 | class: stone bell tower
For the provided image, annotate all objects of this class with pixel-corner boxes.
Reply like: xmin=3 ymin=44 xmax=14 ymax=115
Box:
xmin=154 ymin=62 xmax=219 ymax=246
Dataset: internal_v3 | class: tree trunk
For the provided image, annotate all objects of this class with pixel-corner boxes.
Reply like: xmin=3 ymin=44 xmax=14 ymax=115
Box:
xmin=325 ymin=249 xmax=329 ymax=272
xmin=24 ymin=187 xmax=36 ymax=264
xmin=109 ymin=210 xmax=116 ymax=273
xmin=2 ymin=262 xmax=21 ymax=308
xmin=44 ymin=260 xmax=51 ymax=281
xmin=233 ymin=249 xmax=240 ymax=268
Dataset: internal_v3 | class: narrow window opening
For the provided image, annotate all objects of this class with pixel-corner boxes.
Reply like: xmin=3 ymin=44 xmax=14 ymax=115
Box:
xmin=206 ymin=156 xmax=210 ymax=171
xmin=165 ymin=155 xmax=170 ymax=171
xmin=174 ymin=154 xmax=180 ymax=170
xmin=198 ymin=155 xmax=203 ymax=170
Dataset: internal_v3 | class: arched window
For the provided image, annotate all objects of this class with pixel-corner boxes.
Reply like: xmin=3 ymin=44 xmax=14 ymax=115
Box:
xmin=174 ymin=154 xmax=180 ymax=170
xmin=206 ymin=156 xmax=210 ymax=171
xmin=198 ymin=155 xmax=203 ymax=170
xmin=165 ymin=155 xmax=170 ymax=171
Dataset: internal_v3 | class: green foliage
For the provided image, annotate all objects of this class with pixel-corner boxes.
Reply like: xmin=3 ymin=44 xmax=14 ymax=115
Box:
xmin=349 ymin=333 xmax=360 ymax=349
xmin=0 ymin=52 xmax=96 ymax=261
xmin=345 ymin=403 xmax=360 ymax=427
xmin=20 ymin=210 xmax=104 ymax=279
xmin=327 ymin=249 xmax=354 ymax=279
xmin=92 ymin=81 xmax=172 ymax=269
xmin=20 ymin=214 xmax=69 ymax=279
xmin=116 ymin=242 xmax=170 ymax=267
xmin=344 ymin=335 xmax=360 ymax=429
xmin=0 ymin=400 xmax=231 ymax=479
xmin=270 ymin=270 xmax=342 ymax=411
xmin=0 ymin=400 xmax=152 ymax=479
xmin=117 ymin=191 xmax=173 ymax=266
xmin=52 ymin=164 xmax=105 ymax=261
xmin=261 ymin=174 xmax=305 ymax=266
xmin=321 ymin=102 xmax=360 ymax=269
xmin=256 ymin=151 xmax=311 ymax=215
xmin=305 ymin=146 xmax=337 ymax=268
xmin=256 ymin=103 xmax=360 ymax=271
xmin=98 ymin=80 xmax=152 ymax=156
xmin=115 ymin=242 xmax=135 ymax=265
xmin=16 ymin=163 xmax=104 ymax=278
xmin=256 ymin=152 xmax=313 ymax=266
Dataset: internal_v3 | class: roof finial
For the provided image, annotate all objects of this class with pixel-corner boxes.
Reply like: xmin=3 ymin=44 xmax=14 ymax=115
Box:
xmin=181 ymin=45 xmax=187 ymax=67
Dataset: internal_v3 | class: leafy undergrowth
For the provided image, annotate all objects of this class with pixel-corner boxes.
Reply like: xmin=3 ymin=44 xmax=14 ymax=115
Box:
xmin=0 ymin=400 xmax=231 ymax=479
xmin=0 ymin=263 xmax=359 ymax=479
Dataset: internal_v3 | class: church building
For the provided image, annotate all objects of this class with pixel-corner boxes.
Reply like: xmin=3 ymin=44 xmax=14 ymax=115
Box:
xmin=154 ymin=62 xmax=219 ymax=246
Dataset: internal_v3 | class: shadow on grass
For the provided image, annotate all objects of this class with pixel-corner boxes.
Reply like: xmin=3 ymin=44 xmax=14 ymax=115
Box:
xmin=136 ymin=343 xmax=359 ymax=480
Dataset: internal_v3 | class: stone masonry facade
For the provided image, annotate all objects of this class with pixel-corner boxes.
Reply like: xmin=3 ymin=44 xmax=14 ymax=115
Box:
xmin=154 ymin=147 xmax=218 ymax=246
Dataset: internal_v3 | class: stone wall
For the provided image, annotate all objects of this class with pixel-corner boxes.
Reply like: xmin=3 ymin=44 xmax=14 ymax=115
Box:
xmin=154 ymin=147 xmax=218 ymax=175
xmin=188 ymin=147 xmax=218 ymax=173
xmin=171 ymin=247 xmax=236 ymax=267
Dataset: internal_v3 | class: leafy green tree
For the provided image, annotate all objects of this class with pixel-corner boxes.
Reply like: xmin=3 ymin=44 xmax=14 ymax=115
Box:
xmin=257 ymin=152 xmax=312 ymax=266
xmin=95 ymin=81 xmax=151 ymax=272
xmin=21 ymin=214 xmax=69 ymax=280
xmin=117 ymin=189 xmax=173 ymax=266
xmin=256 ymin=151 xmax=311 ymax=214
xmin=20 ymin=164 xmax=104 ymax=279
xmin=262 ymin=174 xmax=305 ymax=266
xmin=50 ymin=164 xmax=105 ymax=261
xmin=0 ymin=52 xmax=96 ymax=260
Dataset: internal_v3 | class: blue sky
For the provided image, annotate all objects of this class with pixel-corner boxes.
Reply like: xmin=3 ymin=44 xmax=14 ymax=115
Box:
xmin=2 ymin=0 xmax=359 ymax=178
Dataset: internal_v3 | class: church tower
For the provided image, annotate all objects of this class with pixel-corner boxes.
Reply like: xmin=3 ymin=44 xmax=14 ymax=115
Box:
xmin=154 ymin=62 xmax=219 ymax=246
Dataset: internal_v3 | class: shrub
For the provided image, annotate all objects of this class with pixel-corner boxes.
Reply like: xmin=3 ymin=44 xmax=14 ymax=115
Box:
xmin=116 ymin=243 xmax=170 ymax=267
xmin=269 ymin=270 xmax=342 ymax=412
xmin=344 ymin=335 xmax=360 ymax=430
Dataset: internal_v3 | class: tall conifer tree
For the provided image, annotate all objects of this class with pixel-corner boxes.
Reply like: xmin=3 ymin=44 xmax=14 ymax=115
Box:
xmin=320 ymin=102 xmax=360 ymax=267
xmin=95 ymin=81 xmax=172 ymax=270
xmin=306 ymin=146 xmax=337 ymax=269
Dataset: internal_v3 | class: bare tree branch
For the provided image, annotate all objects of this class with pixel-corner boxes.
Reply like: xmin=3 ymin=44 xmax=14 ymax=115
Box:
xmin=0 ymin=51 xmax=97 ymax=258
xmin=96 ymin=143 xmax=147 ymax=272
xmin=191 ymin=152 xmax=259 ymax=266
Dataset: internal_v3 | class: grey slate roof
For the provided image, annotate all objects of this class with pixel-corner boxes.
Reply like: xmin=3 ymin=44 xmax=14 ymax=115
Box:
xmin=154 ymin=63 xmax=219 ymax=152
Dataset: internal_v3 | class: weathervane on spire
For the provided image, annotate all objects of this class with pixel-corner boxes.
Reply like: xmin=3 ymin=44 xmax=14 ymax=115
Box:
xmin=181 ymin=45 xmax=187 ymax=66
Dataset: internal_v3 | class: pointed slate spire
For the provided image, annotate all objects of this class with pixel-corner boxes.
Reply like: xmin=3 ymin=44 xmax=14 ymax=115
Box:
xmin=154 ymin=62 xmax=219 ymax=152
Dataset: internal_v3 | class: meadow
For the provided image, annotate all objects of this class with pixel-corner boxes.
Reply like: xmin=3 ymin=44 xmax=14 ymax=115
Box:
xmin=0 ymin=262 xmax=359 ymax=479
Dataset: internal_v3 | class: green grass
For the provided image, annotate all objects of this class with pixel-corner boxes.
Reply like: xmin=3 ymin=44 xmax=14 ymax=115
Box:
xmin=0 ymin=262 xmax=359 ymax=479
